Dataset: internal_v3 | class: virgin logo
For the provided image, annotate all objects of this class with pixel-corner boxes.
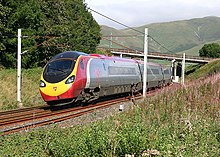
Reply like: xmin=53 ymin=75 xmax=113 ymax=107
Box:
xmin=53 ymin=87 xmax=57 ymax=91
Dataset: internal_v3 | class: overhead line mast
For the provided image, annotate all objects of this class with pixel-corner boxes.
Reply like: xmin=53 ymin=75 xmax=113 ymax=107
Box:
xmin=143 ymin=28 xmax=148 ymax=97
xmin=17 ymin=29 xmax=22 ymax=107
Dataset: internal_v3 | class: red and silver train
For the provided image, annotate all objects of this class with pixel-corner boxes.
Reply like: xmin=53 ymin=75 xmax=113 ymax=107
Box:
xmin=39 ymin=51 xmax=172 ymax=105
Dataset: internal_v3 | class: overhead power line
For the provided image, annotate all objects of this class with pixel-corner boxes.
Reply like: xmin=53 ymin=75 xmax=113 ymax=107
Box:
xmin=88 ymin=8 xmax=144 ymax=35
xmin=2 ymin=0 xmax=173 ymax=54
xmin=149 ymin=35 xmax=173 ymax=53
xmin=86 ymin=4 xmax=174 ymax=53
xmin=102 ymin=36 xmax=142 ymax=53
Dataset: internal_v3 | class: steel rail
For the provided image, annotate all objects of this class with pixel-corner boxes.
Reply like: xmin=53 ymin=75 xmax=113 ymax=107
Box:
xmin=0 ymin=105 xmax=49 ymax=116
xmin=0 ymin=86 xmax=171 ymax=136
xmin=0 ymin=95 xmax=134 ymax=136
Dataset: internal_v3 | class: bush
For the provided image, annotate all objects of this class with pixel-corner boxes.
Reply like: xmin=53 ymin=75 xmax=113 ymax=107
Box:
xmin=199 ymin=43 xmax=220 ymax=58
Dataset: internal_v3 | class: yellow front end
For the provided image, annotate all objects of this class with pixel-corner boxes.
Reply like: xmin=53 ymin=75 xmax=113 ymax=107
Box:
xmin=40 ymin=57 xmax=80 ymax=101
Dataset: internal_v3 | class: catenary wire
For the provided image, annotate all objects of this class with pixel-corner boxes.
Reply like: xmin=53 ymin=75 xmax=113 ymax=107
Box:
xmin=86 ymin=5 xmax=173 ymax=53
xmin=1 ymin=1 xmax=173 ymax=53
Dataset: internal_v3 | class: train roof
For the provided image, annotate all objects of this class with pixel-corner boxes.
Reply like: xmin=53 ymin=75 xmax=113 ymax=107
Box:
xmin=136 ymin=60 xmax=162 ymax=67
xmin=88 ymin=54 xmax=163 ymax=66
xmin=49 ymin=51 xmax=166 ymax=67
xmin=49 ymin=51 xmax=88 ymax=61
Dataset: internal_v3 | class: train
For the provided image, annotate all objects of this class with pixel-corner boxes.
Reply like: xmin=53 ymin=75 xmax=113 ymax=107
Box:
xmin=39 ymin=51 xmax=172 ymax=105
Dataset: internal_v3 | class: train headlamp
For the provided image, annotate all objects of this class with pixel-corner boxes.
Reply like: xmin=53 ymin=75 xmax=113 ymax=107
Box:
xmin=65 ymin=75 xmax=75 ymax=84
xmin=40 ymin=80 xmax=46 ymax=87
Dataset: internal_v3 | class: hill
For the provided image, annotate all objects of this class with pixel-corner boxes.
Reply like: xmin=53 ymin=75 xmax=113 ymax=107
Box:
xmin=186 ymin=59 xmax=220 ymax=79
xmin=100 ymin=25 xmax=145 ymax=51
xmin=177 ymin=40 xmax=220 ymax=56
xmin=100 ymin=16 xmax=220 ymax=55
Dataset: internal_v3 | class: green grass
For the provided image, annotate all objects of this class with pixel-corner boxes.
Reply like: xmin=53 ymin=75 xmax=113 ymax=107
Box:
xmin=1 ymin=61 xmax=220 ymax=156
xmin=0 ymin=68 xmax=45 ymax=111
xmin=0 ymin=73 xmax=219 ymax=156
xmin=0 ymin=59 xmax=220 ymax=156
xmin=177 ymin=40 xmax=220 ymax=56
xmin=186 ymin=59 xmax=220 ymax=79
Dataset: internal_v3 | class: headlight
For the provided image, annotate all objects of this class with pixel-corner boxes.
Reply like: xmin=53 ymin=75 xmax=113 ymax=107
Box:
xmin=65 ymin=75 xmax=75 ymax=84
xmin=40 ymin=80 xmax=46 ymax=87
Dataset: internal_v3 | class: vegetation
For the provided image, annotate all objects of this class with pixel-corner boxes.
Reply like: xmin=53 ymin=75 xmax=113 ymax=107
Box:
xmin=186 ymin=59 xmax=220 ymax=79
xmin=177 ymin=40 xmax=220 ymax=56
xmin=199 ymin=43 xmax=220 ymax=58
xmin=1 ymin=72 xmax=220 ymax=156
xmin=0 ymin=0 xmax=101 ymax=68
xmin=1 ymin=2 xmax=219 ymax=156
xmin=0 ymin=59 xmax=220 ymax=156
xmin=101 ymin=16 xmax=220 ymax=54
xmin=0 ymin=68 xmax=44 ymax=110
xmin=0 ymin=1 xmax=10 ymax=51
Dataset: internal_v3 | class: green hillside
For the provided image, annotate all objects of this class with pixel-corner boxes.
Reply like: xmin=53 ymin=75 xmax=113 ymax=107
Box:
xmin=177 ymin=40 xmax=220 ymax=56
xmin=100 ymin=16 xmax=220 ymax=55
xmin=100 ymin=25 xmax=145 ymax=51
xmin=186 ymin=59 xmax=220 ymax=79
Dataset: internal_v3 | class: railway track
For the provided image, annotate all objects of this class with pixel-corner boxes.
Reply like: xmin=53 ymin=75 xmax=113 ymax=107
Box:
xmin=0 ymin=85 xmax=176 ymax=136
xmin=0 ymin=94 xmax=143 ymax=136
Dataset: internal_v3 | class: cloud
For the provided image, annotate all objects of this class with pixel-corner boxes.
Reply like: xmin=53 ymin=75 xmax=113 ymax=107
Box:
xmin=85 ymin=0 xmax=220 ymax=28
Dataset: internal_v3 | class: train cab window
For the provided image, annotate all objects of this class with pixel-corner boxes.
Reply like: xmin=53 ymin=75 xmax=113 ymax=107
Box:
xmin=43 ymin=59 xmax=75 ymax=83
xmin=80 ymin=59 xmax=84 ymax=70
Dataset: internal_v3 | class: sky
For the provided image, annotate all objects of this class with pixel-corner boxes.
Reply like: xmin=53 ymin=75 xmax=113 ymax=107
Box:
xmin=84 ymin=0 xmax=220 ymax=29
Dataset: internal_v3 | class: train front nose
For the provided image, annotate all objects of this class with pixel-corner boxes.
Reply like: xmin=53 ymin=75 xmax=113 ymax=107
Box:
xmin=39 ymin=59 xmax=76 ymax=102
xmin=39 ymin=75 xmax=75 ymax=102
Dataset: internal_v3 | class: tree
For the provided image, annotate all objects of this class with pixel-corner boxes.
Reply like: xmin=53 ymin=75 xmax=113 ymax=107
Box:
xmin=0 ymin=1 xmax=13 ymax=66
xmin=0 ymin=0 xmax=101 ymax=68
xmin=199 ymin=43 xmax=220 ymax=58
xmin=0 ymin=2 xmax=10 ymax=50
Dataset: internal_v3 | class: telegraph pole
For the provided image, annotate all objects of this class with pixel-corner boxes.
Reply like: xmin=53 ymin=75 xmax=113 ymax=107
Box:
xmin=17 ymin=29 xmax=23 ymax=107
xmin=143 ymin=28 xmax=148 ymax=97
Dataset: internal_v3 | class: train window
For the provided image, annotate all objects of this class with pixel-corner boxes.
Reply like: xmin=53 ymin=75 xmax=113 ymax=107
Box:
xmin=108 ymin=66 xmax=136 ymax=75
xmin=43 ymin=59 xmax=75 ymax=83
xmin=151 ymin=69 xmax=159 ymax=74
xmin=80 ymin=59 xmax=84 ymax=70
xmin=164 ymin=69 xmax=170 ymax=74
xmin=147 ymin=68 xmax=152 ymax=75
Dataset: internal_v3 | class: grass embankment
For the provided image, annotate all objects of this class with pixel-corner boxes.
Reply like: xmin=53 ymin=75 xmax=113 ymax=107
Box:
xmin=186 ymin=59 xmax=220 ymax=79
xmin=1 ymin=61 xmax=220 ymax=156
xmin=0 ymin=68 xmax=44 ymax=111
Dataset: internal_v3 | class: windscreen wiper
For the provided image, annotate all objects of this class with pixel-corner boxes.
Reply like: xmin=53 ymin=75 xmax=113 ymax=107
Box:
xmin=49 ymin=68 xmax=66 ymax=73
